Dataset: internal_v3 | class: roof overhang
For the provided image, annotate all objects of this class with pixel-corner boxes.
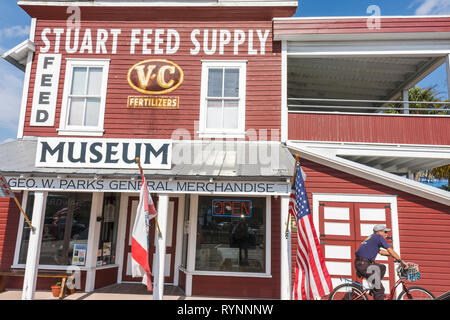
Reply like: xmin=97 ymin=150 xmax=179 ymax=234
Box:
xmin=1 ymin=39 xmax=36 ymax=72
xmin=0 ymin=139 xmax=296 ymax=181
xmin=287 ymin=141 xmax=450 ymax=206
xmin=18 ymin=0 xmax=298 ymax=8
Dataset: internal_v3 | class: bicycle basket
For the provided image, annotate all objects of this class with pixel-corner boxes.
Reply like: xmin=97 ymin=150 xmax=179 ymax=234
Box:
xmin=400 ymin=263 xmax=421 ymax=282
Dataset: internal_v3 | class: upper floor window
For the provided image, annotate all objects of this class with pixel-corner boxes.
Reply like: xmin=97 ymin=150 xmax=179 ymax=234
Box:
xmin=199 ymin=61 xmax=246 ymax=138
xmin=58 ymin=59 xmax=110 ymax=136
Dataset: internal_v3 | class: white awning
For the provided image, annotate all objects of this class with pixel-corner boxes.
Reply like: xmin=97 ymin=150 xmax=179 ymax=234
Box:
xmin=1 ymin=39 xmax=36 ymax=72
xmin=287 ymin=140 xmax=450 ymax=206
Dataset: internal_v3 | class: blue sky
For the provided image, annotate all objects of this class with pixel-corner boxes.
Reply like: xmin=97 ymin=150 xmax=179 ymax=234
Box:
xmin=0 ymin=0 xmax=449 ymax=143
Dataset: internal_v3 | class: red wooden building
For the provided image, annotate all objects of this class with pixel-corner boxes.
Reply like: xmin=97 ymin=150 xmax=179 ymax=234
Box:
xmin=0 ymin=1 xmax=449 ymax=299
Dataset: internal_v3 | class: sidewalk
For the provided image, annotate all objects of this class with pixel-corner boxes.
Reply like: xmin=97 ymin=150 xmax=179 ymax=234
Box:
xmin=0 ymin=284 xmax=241 ymax=300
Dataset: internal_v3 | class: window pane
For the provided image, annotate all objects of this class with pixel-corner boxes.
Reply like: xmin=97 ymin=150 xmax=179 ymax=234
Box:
xmin=71 ymin=67 xmax=87 ymax=95
xmin=206 ymin=100 xmax=222 ymax=129
xmin=195 ymin=196 xmax=266 ymax=273
xmin=207 ymin=68 xmax=223 ymax=97
xmin=87 ymin=67 xmax=103 ymax=96
xmin=67 ymin=97 xmax=85 ymax=126
xmin=224 ymin=69 xmax=239 ymax=97
xmin=97 ymin=193 xmax=120 ymax=266
xmin=223 ymin=100 xmax=239 ymax=129
xmin=18 ymin=192 xmax=35 ymax=264
xmin=85 ymin=98 xmax=100 ymax=126
xmin=19 ymin=192 xmax=92 ymax=266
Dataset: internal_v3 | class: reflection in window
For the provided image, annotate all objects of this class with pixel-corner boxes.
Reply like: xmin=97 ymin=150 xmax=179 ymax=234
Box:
xmin=19 ymin=192 xmax=92 ymax=266
xmin=195 ymin=196 xmax=266 ymax=273
xmin=97 ymin=193 xmax=120 ymax=266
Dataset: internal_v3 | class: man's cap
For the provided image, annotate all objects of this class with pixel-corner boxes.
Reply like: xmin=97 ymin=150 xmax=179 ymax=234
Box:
xmin=373 ymin=224 xmax=391 ymax=232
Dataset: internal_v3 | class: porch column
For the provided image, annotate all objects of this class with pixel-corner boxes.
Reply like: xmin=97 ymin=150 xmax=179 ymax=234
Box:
xmin=280 ymin=195 xmax=291 ymax=300
xmin=402 ymin=89 xmax=410 ymax=115
xmin=153 ymin=193 xmax=169 ymax=300
xmin=446 ymin=54 xmax=450 ymax=101
xmin=85 ymin=192 xmax=104 ymax=292
xmin=22 ymin=191 xmax=47 ymax=300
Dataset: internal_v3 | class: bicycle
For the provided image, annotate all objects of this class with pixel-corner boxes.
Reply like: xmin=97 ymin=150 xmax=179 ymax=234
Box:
xmin=328 ymin=262 xmax=435 ymax=300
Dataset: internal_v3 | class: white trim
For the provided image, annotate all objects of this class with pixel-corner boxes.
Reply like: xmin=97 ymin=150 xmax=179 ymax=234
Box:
xmin=288 ymin=110 xmax=450 ymax=118
xmin=287 ymin=141 xmax=450 ymax=206
xmin=279 ymin=194 xmax=290 ymax=299
xmin=58 ymin=58 xmax=110 ymax=137
xmin=446 ymin=54 xmax=450 ymax=101
xmin=281 ymin=40 xmax=288 ymax=143
xmin=173 ymin=194 xmax=185 ymax=286
xmin=311 ymin=193 xmax=402 ymax=297
xmin=185 ymin=194 xmax=198 ymax=296
xmin=85 ymin=192 xmax=104 ymax=292
xmin=13 ymin=191 xmax=29 ymax=267
xmin=182 ymin=269 xmax=272 ymax=278
xmin=286 ymin=40 xmax=450 ymax=57
xmin=22 ymin=191 xmax=47 ymax=300
xmin=18 ymin=0 xmax=298 ymax=7
xmin=116 ymin=193 xmax=133 ymax=283
xmin=16 ymin=18 xmax=36 ymax=139
xmin=276 ymin=32 xmax=450 ymax=42
xmin=198 ymin=60 xmax=247 ymax=138
xmin=274 ymin=15 xmax=450 ymax=21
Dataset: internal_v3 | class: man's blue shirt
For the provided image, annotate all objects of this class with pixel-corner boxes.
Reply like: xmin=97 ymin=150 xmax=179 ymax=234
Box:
xmin=355 ymin=233 xmax=391 ymax=261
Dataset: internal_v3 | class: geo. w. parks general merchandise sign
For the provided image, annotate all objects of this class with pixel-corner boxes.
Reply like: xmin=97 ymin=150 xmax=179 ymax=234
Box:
xmin=35 ymin=137 xmax=172 ymax=169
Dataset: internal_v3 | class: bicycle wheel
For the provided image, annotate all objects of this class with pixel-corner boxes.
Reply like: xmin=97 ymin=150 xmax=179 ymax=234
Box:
xmin=328 ymin=283 xmax=369 ymax=300
xmin=397 ymin=286 xmax=435 ymax=300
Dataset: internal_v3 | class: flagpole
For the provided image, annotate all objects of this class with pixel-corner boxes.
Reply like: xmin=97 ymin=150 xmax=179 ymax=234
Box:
xmin=13 ymin=196 xmax=35 ymax=233
xmin=285 ymin=154 xmax=300 ymax=239
xmin=135 ymin=157 xmax=162 ymax=238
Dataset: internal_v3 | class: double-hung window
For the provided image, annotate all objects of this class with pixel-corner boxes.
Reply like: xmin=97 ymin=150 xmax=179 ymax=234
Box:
xmin=58 ymin=59 xmax=110 ymax=136
xmin=199 ymin=61 xmax=246 ymax=138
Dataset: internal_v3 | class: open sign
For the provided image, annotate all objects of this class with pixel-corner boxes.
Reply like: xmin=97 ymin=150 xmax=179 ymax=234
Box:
xmin=127 ymin=59 xmax=184 ymax=95
xmin=212 ymin=199 xmax=252 ymax=218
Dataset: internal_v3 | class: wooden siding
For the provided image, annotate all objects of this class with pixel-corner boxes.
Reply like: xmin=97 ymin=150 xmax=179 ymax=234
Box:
xmin=94 ymin=267 xmax=118 ymax=289
xmin=289 ymin=159 xmax=450 ymax=297
xmin=274 ymin=17 xmax=450 ymax=36
xmin=0 ymin=194 xmax=21 ymax=271
xmin=288 ymin=113 xmax=450 ymax=145
xmin=22 ymin=20 xmax=283 ymax=140
xmin=192 ymin=196 xmax=281 ymax=299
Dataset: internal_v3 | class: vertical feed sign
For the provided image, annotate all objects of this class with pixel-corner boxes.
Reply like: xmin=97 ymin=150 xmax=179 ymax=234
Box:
xmin=30 ymin=54 xmax=62 ymax=126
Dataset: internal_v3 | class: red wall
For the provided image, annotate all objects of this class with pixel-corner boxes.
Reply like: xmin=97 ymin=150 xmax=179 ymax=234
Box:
xmin=291 ymin=159 xmax=450 ymax=297
xmin=288 ymin=113 xmax=450 ymax=145
xmin=23 ymin=19 xmax=282 ymax=140
xmin=0 ymin=194 xmax=22 ymax=271
xmin=192 ymin=196 xmax=281 ymax=299
xmin=274 ymin=17 xmax=450 ymax=36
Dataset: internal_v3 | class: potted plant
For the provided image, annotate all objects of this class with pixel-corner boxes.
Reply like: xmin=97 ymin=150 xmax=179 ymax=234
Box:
xmin=51 ymin=281 xmax=61 ymax=297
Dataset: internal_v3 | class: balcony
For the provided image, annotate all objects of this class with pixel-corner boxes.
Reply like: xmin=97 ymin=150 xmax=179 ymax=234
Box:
xmin=288 ymin=98 xmax=450 ymax=146
xmin=285 ymin=55 xmax=450 ymax=146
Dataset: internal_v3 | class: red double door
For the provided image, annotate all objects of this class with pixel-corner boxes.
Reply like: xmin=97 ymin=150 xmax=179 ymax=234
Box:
xmin=122 ymin=196 xmax=178 ymax=284
xmin=318 ymin=201 xmax=395 ymax=292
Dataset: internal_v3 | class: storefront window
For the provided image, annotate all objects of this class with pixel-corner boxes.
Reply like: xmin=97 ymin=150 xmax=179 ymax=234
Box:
xmin=19 ymin=192 xmax=92 ymax=266
xmin=97 ymin=193 xmax=120 ymax=266
xmin=195 ymin=196 xmax=266 ymax=273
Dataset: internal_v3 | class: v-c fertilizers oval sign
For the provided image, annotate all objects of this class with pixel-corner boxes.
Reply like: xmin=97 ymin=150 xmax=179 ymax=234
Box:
xmin=127 ymin=59 xmax=184 ymax=95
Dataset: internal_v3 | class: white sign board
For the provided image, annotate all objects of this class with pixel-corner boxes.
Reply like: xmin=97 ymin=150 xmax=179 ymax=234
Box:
xmin=30 ymin=54 xmax=61 ymax=126
xmin=35 ymin=137 xmax=172 ymax=170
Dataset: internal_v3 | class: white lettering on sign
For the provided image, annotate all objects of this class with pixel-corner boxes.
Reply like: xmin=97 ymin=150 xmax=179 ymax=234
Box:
xmin=6 ymin=176 xmax=290 ymax=195
xmin=35 ymin=137 xmax=172 ymax=170
xmin=39 ymin=28 xmax=270 ymax=56
xmin=30 ymin=54 xmax=61 ymax=127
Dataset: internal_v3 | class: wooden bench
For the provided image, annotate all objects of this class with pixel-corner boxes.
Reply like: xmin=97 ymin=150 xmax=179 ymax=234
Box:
xmin=0 ymin=270 xmax=72 ymax=299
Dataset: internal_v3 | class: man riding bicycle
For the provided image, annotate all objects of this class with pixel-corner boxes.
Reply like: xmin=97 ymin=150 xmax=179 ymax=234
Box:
xmin=355 ymin=224 xmax=407 ymax=300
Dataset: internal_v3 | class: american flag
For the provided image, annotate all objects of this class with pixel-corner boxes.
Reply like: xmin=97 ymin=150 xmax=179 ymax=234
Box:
xmin=0 ymin=172 xmax=14 ymax=198
xmin=289 ymin=163 xmax=333 ymax=300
